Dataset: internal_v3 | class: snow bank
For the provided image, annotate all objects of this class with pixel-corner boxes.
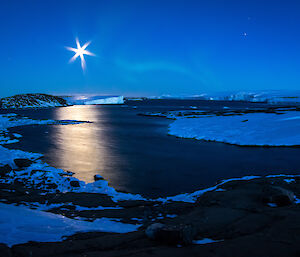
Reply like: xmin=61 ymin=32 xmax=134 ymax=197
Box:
xmin=0 ymin=145 xmax=146 ymax=202
xmin=63 ymin=95 xmax=124 ymax=105
xmin=0 ymin=203 xmax=139 ymax=246
xmin=158 ymin=176 xmax=260 ymax=203
xmin=169 ymin=111 xmax=300 ymax=146
xmin=0 ymin=114 xmax=82 ymax=146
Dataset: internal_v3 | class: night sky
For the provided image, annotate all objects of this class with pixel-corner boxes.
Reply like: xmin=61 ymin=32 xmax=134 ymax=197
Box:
xmin=0 ymin=0 xmax=299 ymax=97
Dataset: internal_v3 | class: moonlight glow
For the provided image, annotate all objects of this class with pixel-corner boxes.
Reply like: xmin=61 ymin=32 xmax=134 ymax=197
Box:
xmin=66 ymin=38 xmax=95 ymax=71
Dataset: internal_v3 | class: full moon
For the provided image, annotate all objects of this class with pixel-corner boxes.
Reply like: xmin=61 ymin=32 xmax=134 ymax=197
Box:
xmin=66 ymin=38 xmax=95 ymax=71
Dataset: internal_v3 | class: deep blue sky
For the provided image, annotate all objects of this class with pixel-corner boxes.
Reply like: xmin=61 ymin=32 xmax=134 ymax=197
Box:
xmin=0 ymin=0 xmax=299 ymax=97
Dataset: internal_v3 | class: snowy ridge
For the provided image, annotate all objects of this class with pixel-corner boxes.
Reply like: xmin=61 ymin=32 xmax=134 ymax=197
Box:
xmin=0 ymin=94 xmax=68 ymax=109
xmin=158 ymin=175 xmax=260 ymax=203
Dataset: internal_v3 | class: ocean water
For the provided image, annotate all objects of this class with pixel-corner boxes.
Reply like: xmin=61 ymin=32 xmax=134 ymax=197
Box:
xmin=3 ymin=100 xmax=300 ymax=197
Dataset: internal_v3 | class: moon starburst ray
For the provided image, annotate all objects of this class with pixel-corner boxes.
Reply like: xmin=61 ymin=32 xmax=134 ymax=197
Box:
xmin=66 ymin=38 xmax=95 ymax=71
xmin=82 ymin=41 xmax=91 ymax=50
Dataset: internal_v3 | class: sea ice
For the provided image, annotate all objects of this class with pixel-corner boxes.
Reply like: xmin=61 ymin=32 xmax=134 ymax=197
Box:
xmin=169 ymin=111 xmax=300 ymax=146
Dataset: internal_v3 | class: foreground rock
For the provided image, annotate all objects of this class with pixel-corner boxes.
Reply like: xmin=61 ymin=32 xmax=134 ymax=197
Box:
xmin=94 ymin=174 xmax=103 ymax=181
xmin=262 ymin=186 xmax=295 ymax=206
xmin=0 ymin=176 xmax=300 ymax=256
xmin=14 ymin=159 xmax=33 ymax=168
xmin=146 ymin=223 xmax=195 ymax=245
xmin=0 ymin=164 xmax=12 ymax=176
xmin=0 ymin=243 xmax=12 ymax=257
xmin=69 ymin=180 xmax=80 ymax=187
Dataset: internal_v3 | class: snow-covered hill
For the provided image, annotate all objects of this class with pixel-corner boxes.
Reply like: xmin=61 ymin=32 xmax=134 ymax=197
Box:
xmin=0 ymin=94 xmax=68 ymax=109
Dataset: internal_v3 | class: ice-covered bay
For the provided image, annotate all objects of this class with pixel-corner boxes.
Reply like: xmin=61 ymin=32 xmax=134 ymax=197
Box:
xmin=1 ymin=109 xmax=300 ymax=246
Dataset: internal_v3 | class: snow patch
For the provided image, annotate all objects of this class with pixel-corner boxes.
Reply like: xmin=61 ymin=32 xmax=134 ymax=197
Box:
xmin=193 ymin=238 xmax=222 ymax=244
xmin=0 ymin=203 xmax=140 ymax=246
xmin=215 ymin=188 xmax=226 ymax=192
xmin=165 ymin=214 xmax=177 ymax=218
xmin=284 ymin=178 xmax=296 ymax=184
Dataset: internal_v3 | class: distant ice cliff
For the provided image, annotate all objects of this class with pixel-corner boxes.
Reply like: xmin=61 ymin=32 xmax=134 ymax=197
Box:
xmin=63 ymin=95 xmax=124 ymax=105
xmin=149 ymin=90 xmax=300 ymax=105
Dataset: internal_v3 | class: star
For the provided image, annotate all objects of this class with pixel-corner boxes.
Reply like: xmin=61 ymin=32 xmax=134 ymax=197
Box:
xmin=242 ymin=32 xmax=248 ymax=37
xmin=66 ymin=38 xmax=95 ymax=71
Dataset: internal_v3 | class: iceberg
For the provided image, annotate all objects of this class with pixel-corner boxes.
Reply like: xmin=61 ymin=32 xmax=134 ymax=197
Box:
xmin=63 ymin=95 xmax=124 ymax=105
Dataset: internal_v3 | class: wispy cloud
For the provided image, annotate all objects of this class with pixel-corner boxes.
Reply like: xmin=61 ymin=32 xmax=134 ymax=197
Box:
xmin=115 ymin=59 xmax=191 ymax=75
xmin=115 ymin=58 xmax=213 ymax=91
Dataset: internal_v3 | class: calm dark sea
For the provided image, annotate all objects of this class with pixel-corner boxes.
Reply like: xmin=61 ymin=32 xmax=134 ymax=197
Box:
xmin=2 ymin=100 xmax=300 ymax=197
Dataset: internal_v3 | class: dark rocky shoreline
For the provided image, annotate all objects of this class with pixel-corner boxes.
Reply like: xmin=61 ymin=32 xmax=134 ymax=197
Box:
xmin=0 ymin=106 xmax=300 ymax=256
xmin=1 ymin=174 xmax=300 ymax=257
xmin=138 ymin=105 xmax=300 ymax=120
